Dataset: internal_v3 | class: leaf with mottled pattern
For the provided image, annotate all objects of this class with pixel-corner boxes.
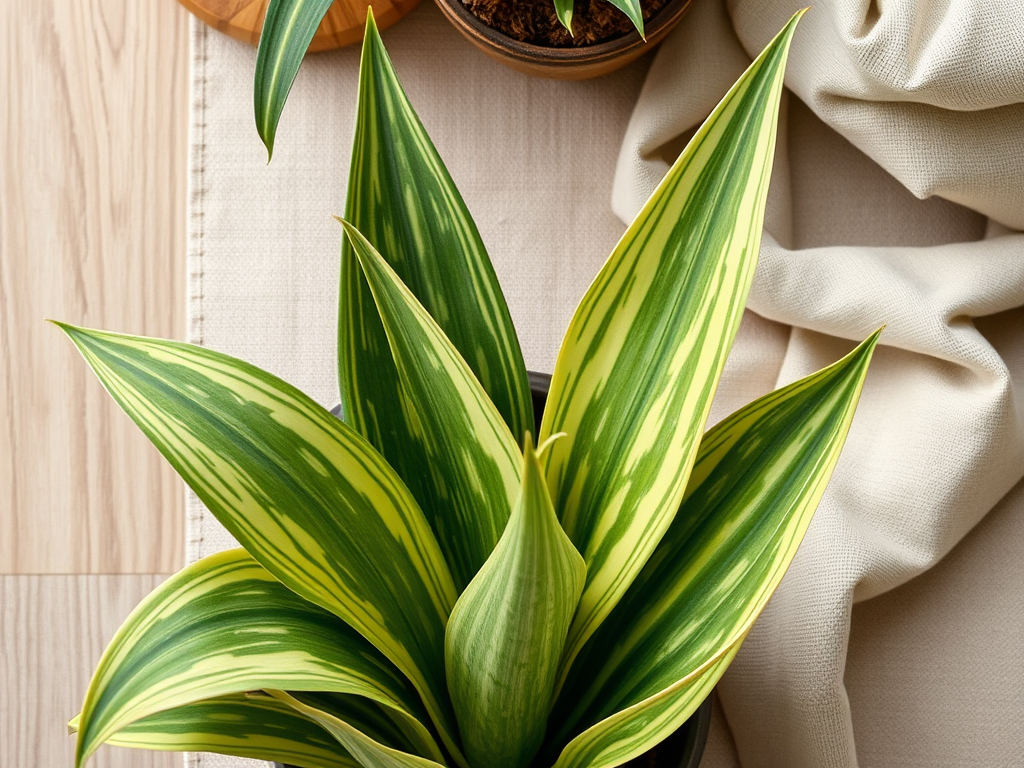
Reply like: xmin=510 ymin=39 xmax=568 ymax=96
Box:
xmin=71 ymin=694 xmax=361 ymax=768
xmin=545 ymin=330 xmax=880 ymax=766
xmin=72 ymin=550 xmax=443 ymax=768
xmin=551 ymin=641 xmax=740 ymax=768
xmin=339 ymin=13 xmax=533 ymax=537
xmin=54 ymin=322 xmax=461 ymax=762
xmin=539 ymin=11 xmax=805 ymax=682
xmin=341 ymin=220 xmax=522 ymax=590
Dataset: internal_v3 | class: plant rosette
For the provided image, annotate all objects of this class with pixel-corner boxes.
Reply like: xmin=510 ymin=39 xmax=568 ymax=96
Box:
xmin=63 ymin=9 xmax=882 ymax=768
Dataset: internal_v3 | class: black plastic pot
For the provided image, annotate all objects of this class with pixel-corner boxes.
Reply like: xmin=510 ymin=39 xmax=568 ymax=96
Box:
xmin=280 ymin=372 xmax=712 ymax=768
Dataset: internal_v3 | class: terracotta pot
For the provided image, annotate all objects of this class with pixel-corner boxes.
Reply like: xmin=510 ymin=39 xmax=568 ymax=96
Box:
xmin=433 ymin=0 xmax=693 ymax=79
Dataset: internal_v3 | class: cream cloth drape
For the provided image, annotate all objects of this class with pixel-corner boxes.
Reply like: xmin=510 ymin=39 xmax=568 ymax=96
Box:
xmin=185 ymin=1 xmax=1024 ymax=766
xmin=615 ymin=1 xmax=1024 ymax=766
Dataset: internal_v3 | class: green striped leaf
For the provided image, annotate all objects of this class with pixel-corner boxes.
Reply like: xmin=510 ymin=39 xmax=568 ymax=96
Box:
xmin=284 ymin=691 xmax=426 ymax=755
xmin=538 ymin=11 xmax=804 ymax=681
xmin=72 ymin=694 xmax=361 ymax=768
xmin=340 ymin=220 xmax=522 ymax=589
xmin=339 ymin=15 xmax=532 ymax=566
xmin=254 ymin=0 xmax=334 ymax=158
xmin=547 ymin=330 xmax=881 ymax=761
xmin=72 ymin=549 xmax=442 ymax=768
xmin=272 ymin=690 xmax=447 ymax=768
xmin=553 ymin=0 xmax=574 ymax=33
xmin=54 ymin=322 xmax=461 ymax=760
xmin=602 ymin=0 xmax=644 ymax=37
xmin=551 ymin=640 xmax=740 ymax=768
xmin=445 ymin=434 xmax=586 ymax=768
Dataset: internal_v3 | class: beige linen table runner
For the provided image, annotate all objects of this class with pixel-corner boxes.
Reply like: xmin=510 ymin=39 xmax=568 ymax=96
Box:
xmin=184 ymin=1 xmax=1024 ymax=766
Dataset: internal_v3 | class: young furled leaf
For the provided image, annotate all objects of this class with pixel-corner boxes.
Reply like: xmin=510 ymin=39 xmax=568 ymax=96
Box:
xmin=445 ymin=435 xmax=586 ymax=768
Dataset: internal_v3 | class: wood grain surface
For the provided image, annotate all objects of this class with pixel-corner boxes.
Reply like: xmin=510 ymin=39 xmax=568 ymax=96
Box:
xmin=1 ymin=575 xmax=178 ymax=767
xmin=178 ymin=0 xmax=422 ymax=51
xmin=1 ymin=0 xmax=189 ymax=574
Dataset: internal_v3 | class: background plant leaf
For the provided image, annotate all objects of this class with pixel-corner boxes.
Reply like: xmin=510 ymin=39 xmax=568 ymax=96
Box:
xmin=254 ymin=0 xmax=334 ymax=157
xmin=538 ymin=10 xmax=804 ymax=682
xmin=601 ymin=0 xmax=644 ymax=37
xmin=341 ymin=221 xmax=522 ymax=590
xmin=553 ymin=0 xmax=574 ymax=33
xmin=72 ymin=550 xmax=442 ymax=768
xmin=545 ymin=330 xmax=880 ymax=762
xmin=339 ymin=14 xmax=533 ymax=528
xmin=55 ymin=323 xmax=460 ymax=761
xmin=445 ymin=435 xmax=586 ymax=768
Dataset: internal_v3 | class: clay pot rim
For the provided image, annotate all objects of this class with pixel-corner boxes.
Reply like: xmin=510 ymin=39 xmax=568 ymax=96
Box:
xmin=432 ymin=0 xmax=694 ymax=74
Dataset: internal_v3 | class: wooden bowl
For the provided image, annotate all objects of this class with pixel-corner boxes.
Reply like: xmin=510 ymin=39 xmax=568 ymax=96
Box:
xmin=177 ymin=0 xmax=422 ymax=51
xmin=433 ymin=0 xmax=693 ymax=79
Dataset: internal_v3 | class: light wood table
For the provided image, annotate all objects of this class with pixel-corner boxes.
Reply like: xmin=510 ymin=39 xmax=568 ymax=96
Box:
xmin=1 ymin=1 xmax=189 ymax=764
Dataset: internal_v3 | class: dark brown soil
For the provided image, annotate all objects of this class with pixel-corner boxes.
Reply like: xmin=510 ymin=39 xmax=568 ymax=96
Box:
xmin=462 ymin=0 xmax=668 ymax=47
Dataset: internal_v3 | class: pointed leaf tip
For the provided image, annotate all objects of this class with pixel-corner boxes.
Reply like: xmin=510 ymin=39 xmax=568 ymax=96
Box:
xmin=552 ymin=0 xmax=574 ymax=34
xmin=253 ymin=0 xmax=335 ymax=161
xmin=599 ymin=0 xmax=644 ymax=39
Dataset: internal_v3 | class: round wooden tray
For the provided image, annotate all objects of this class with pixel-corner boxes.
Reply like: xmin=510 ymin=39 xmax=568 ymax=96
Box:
xmin=177 ymin=0 xmax=421 ymax=51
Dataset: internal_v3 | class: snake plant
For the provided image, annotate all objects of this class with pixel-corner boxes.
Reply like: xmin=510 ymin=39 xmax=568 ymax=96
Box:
xmin=62 ymin=10 xmax=879 ymax=768
xmin=255 ymin=0 xmax=647 ymax=159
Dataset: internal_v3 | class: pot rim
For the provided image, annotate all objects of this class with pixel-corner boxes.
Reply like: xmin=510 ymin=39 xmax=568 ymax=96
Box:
xmin=432 ymin=0 xmax=694 ymax=67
